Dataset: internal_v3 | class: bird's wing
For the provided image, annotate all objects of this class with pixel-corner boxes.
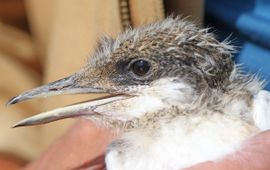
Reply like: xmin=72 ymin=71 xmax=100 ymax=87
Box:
xmin=252 ymin=90 xmax=270 ymax=130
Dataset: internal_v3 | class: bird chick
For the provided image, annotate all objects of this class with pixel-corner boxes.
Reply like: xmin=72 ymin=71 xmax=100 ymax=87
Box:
xmin=7 ymin=17 xmax=270 ymax=170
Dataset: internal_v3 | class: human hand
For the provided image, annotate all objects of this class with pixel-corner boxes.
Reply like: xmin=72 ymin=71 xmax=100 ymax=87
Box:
xmin=0 ymin=154 xmax=25 ymax=170
xmin=24 ymin=119 xmax=113 ymax=170
xmin=185 ymin=130 xmax=270 ymax=170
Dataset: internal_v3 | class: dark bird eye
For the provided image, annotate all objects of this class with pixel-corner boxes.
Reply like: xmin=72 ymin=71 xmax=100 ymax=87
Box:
xmin=131 ymin=60 xmax=151 ymax=76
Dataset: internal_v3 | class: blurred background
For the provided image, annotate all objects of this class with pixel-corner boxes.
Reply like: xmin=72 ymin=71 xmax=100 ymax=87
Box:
xmin=0 ymin=0 xmax=269 ymax=169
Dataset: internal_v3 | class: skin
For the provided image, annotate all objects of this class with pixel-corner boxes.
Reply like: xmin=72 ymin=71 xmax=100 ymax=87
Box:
xmin=0 ymin=155 xmax=25 ymax=170
xmin=185 ymin=130 xmax=270 ymax=170
xmin=24 ymin=120 xmax=114 ymax=170
xmin=3 ymin=120 xmax=266 ymax=170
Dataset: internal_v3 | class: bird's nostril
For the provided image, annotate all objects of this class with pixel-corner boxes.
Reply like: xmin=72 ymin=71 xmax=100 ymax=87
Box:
xmin=49 ymin=88 xmax=58 ymax=91
xmin=49 ymin=85 xmax=71 ymax=91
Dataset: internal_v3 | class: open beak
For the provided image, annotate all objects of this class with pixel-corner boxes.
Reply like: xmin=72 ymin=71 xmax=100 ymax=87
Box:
xmin=7 ymin=74 xmax=129 ymax=128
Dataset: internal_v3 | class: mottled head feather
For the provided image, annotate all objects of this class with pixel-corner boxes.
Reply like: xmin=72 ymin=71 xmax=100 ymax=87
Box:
xmin=80 ymin=17 xmax=236 ymax=93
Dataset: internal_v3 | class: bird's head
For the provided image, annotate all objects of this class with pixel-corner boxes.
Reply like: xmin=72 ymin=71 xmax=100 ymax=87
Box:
xmin=8 ymin=17 xmax=234 ymax=129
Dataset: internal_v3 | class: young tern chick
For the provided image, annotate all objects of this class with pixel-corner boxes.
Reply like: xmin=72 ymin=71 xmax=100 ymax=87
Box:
xmin=7 ymin=17 xmax=270 ymax=170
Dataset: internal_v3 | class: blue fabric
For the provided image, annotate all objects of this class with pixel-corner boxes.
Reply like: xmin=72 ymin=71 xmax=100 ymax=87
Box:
xmin=205 ymin=0 xmax=270 ymax=90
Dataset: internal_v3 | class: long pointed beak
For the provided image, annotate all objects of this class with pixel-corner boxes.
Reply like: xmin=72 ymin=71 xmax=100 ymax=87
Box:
xmin=7 ymin=74 xmax=103 ymax=105
xmin=12 ymin=95 xmax=128 ymax=127
xmin=7 ymin=74 xmax=130 ymax=127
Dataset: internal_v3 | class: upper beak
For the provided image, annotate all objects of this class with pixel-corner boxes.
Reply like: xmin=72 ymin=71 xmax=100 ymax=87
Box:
xmin=7 ymin=74 xmax=129 ymax=127
xmin=7 ymin=74 xmax=103 ymax=105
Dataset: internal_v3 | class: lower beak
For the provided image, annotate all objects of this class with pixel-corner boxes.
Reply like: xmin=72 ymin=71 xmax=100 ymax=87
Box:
xmin=7 ymin=74 xmax=129 ymax=127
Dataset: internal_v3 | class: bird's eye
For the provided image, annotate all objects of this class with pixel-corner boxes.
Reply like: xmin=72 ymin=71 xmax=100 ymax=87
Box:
xmin=131 ymin=59 xmax=151 ymax=76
